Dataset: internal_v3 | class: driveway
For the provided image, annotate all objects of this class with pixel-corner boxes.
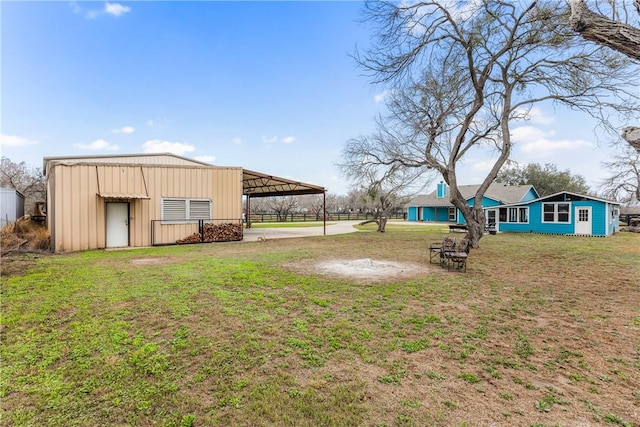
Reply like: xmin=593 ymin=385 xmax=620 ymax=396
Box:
xmin=241 ymin=220 xmax=445 ymax=242
xmin=242 ymin=221 xmax=361 ymax=242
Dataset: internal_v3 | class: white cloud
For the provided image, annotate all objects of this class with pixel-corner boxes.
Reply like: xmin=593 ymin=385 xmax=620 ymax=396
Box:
xmin=470 ymin=159 xmax=496 ymax=173
xmin=232 ymin=138 xmax=243 ymax=145
xmin=105 ymin=2 xmax=131 ymax=17
xmin=520 ymin=138 xmax=592 ymax=155
xmin=512 ymin=106 xmax=556 ymax=125
xmin=194 ymin=155 xmax=215 ymax=163
xmin=511 ymin=125 xmax=592 ymax=155
xmin=142 ymin=140 xmax=195 ymax=156
xmin=261 ymin=135 xmax=279 ymax=144
xmin=112 ymin=126 xmax=135 ymax=134
xmin=374 ymin=91 xmax=388 ymax=103
xmin=70 ymin=1 xmax=131 ymax=19
xmin=74 ymin=139 xmax=119 ymax=151
xmin=0 ymin=133 xmax=38 ymax=147
xmin=511 ymin=126 xmax=555 ymax=143
xmin=261 ymin=135 xmax=296 ymax=144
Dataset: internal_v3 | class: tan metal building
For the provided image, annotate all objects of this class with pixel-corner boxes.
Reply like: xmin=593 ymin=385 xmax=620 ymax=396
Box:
xmin=44 ymin=153 xmax=325 ymax=252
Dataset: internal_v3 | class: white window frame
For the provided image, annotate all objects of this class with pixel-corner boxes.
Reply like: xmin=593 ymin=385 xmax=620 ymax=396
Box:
xmin=448 ymin=207 xmax=456 ymax=221
xmin=505 ymin=207 xmax=529 ymax=223
xmin=518 ymin=207 xmax=529 ymax=223
xmin=542 ymin=202 xmax=571 ymax=223
xmin=162 ymin=198 xmax=211 ymax=223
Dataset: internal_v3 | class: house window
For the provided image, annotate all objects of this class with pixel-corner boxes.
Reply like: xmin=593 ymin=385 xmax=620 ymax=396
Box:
xmin=542 ymin=203 xmax=570 ymax=223
xmin=499 ymin=208 xmax=507 ymax=223
xmin=519 ymin=207 xmax=528 ymax=223
xmin=448 ymin=207 xmax=456 ymax=221
xmin=578 ymin=209 xmax=589 ymax=222
xmin=506 ymin=207 xmax=529 ymax=223
xmin=611 ymin=206 xmax=619 ymax=218
xmin=162 ymin=198 xmax=211 ymax=222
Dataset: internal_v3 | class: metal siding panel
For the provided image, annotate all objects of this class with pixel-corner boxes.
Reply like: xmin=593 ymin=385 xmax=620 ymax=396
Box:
xmin=0 ymin=189 xmax=17 ymax=225
xmin=62 ymin=166 xmax=74 ymax=251
xmin=72 ymin=166 xmax=82 ymax=250
xmin=74 ymin=166 xmax=88 ymax=250
xmin=89 ymin=167 xmax=100 ymax=249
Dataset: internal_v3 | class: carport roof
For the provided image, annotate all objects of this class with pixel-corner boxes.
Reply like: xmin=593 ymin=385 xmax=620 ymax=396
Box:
xmin=243 ymin=169 xmax=325 ymax=197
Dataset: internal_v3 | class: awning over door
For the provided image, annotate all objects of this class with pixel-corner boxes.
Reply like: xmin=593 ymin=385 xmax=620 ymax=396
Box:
xmin=98 ymin=192 xmax=150 ymax=199
xmin=96 ymin=165 xmax=150 ymax=199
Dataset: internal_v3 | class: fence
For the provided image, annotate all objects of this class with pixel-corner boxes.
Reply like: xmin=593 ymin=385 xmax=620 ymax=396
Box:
xmin=151 ymin=219 xmax=243 ymax=246
xmin=248 ymin=212 xmax=406 ymax=223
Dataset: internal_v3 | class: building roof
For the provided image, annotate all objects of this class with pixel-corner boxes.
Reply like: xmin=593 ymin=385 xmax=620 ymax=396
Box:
xmin=407 ymin=183 xmax=535 ymax=207
xmin=43 ymin=152 xmax=211 ymax=172
xmin=43 ymin=153 xmax=325 ymax=198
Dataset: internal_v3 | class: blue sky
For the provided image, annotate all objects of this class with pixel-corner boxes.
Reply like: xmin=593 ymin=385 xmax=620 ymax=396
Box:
xmin=1 ymin=1 xmax=631 ymax=195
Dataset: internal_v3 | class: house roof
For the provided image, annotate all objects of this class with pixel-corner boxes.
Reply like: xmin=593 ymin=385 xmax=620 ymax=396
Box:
xmin=43 ymin=153 xmax=325 ymax=198
xmin=407 ymin=183 xmax=535 ymax=207
xmin=499 ymin=191 xmax=621 ymax=207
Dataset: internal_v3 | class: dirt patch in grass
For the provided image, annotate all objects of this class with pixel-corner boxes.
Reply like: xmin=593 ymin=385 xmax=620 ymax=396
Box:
xmin=285 ymin=258 xmax=441 ymax=282
xmin=0 ymin=252 xmax=47 ymax=278
xmin=130 ymin=258 xmax=168 ymax=265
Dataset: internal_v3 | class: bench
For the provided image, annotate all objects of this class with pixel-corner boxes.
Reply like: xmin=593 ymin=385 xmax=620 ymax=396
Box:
xmin=443 ymin=238 xmax=470 ymax=272
xmin=448 ymin=224 xmax=468 ymax=232
xmin=429 ymin=236 xmax=456 ymax=265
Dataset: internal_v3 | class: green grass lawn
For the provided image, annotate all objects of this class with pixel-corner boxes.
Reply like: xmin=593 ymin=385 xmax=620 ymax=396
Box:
xmin=1 ymin=229 xmax=639 ymax=426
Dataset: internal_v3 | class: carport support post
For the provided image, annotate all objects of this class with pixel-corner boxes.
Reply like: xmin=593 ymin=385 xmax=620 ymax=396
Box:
xmin=246 ymin=195 xmax=251 ymax=229
xmin=323 ymin=190 xmax=326 ymax=236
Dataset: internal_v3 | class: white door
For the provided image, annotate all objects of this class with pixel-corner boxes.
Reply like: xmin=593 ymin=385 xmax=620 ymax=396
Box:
xmin=486 ymin=209 xmax=498 ymax=232
xmin=575 ymin=206 xmax=592 ymax=235
xmin=106 ymin=203 xmax=129 ymax=247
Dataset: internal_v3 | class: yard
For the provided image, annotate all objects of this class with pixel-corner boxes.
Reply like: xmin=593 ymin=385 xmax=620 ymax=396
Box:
xmin=1 ymin=225 xmax=639 ymax=426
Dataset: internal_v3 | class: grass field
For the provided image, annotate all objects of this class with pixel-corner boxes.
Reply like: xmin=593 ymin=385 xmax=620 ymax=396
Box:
xmin=1 ymin=226 xmax=639 ymax=426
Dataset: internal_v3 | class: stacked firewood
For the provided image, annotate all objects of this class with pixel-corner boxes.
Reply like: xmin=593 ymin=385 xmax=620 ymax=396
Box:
xmin=176 ymin=223 xmax=242 ymax=244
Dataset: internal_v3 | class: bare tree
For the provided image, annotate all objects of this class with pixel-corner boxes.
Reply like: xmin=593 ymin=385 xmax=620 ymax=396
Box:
xmin=265 ymin=196 xmax=299 ymax=222
xmin=340 ymin=134 xmax=429 ymax=232
xmin=355 ymin=1 xmax=639 ymax=246
xmin=599 ymin=145 xmax=640 ymax=203
xmin=298 ymin=194 xmax=326 ymax=220
xmin=0 ymin=157 xmax=46 ymax=215
xmin=569 ymin=0 xmax=640 ymax=150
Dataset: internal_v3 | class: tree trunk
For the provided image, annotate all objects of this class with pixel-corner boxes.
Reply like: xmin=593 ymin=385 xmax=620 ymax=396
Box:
xmin=464 ymin=207 xmax=485 ymax=249
xmin=622 ymin=127 xmax=640 ymax=152
xmin=377 ymin=216 xmax=387 ymax=232
xmin=569 ymin=0 xmax=640 ymax=61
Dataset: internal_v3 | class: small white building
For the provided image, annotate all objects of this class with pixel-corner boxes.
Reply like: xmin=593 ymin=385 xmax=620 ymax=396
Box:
xmin=1 ymin=188 xmax=25 ymax=226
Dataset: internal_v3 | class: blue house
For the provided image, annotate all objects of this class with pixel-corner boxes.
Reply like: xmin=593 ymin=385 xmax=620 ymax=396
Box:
xmin=406 ymin=182 xmax=538 ymax=225
xmin=406 ymin=183 xmax=621 ymax=237
xmin=493 ymin=191 xmax=621 ymax=237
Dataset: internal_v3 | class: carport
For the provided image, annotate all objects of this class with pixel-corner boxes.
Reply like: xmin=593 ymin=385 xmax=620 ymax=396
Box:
xmin=242 ymin=169 xmax=327 ymax=234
